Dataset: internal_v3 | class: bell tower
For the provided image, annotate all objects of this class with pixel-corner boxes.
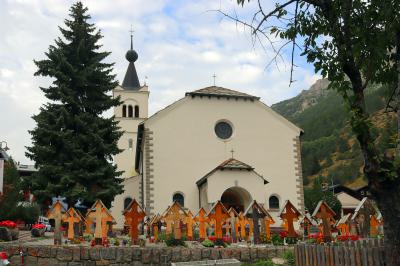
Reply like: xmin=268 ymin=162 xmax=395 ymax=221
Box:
xmin=111 ymin=31 xmax=149 ymax=228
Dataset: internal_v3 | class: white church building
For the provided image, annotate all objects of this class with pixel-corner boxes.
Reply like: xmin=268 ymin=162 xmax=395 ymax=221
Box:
xmin=110 ymin=39 xmax=305 ymax=229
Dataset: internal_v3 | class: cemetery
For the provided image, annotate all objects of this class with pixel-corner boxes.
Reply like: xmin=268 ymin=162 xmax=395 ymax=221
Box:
xmin=0 ymin=197 xmax=387 ymax=265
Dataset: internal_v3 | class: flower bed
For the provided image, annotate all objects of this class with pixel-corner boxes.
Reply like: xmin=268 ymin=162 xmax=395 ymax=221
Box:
xmin=31 ymin=223 xmax=46 ymax=237
xmin=0 ymin=220 xmax=19 ymax=241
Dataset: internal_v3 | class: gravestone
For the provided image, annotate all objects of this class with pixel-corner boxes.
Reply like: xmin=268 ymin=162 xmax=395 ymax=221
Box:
xmin=62 ymin=208 xmax=83 ymax=240
xmin=279 ymin=200 xmax=301 ymax=238
xmin=162 ymin=201 xmax=188 ymax=239
xmin=47 ymin=200 xmax=64 ymax=245
xmin=123 ymin=199 xmax=145 ymax=244
xmin=312 ymin=200 xmax=336 ymax=242
xmin=194 ymin=207 xmax=209 ymax=239
xmin=207 ymin=201 xmax=229 ymax=239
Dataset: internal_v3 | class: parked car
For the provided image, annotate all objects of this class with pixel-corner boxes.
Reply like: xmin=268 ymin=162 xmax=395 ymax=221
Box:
xmin=37 ymin=216 xmax=52 ymax=232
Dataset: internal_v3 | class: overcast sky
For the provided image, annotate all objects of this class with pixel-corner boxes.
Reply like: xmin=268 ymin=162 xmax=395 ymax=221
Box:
xmin=0 ymin=0 xmax=320 ymax=164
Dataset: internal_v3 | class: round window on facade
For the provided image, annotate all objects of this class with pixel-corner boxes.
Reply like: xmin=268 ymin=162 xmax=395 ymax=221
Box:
xmin=215 ymin=121 xmax=233 ymax=140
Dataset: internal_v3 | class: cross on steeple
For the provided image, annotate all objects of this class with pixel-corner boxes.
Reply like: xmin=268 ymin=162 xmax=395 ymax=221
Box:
xmin=129 ymin=25 xmax=134 ymax=50
xmin=230 ymin=149 xmax=235 ymax=158
xmin=212 ymin=73 xmax=217 ymax=86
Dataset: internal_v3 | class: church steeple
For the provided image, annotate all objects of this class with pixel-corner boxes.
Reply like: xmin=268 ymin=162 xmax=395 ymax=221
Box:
xmin=121 ymin=30 xmax=140 ymax=90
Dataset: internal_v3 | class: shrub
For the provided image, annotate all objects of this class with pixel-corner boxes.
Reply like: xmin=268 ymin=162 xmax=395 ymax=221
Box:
xmin=271 ymin=234 xmax=284 ymax=245
xmin=165 ymin=234 xmax=186 ymax=247
xmin=214 ymin=238 xmax=227 ymax=247
xmin=201 ymin=239 xmax=215 ymax=247
xmin=283 ymin=250 xmax=295 ymax=266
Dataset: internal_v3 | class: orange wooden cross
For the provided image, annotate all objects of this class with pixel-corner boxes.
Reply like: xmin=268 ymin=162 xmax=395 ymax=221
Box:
xmin=260 ymin=204 xmax=274 ymax=240
xmin=86 ymin=200 xmax=115 ymax=241
xmin=162 ymin=202 xmax=187 ymax=239
xmin=62 ymin=208 xmax=82 ymax=240
xmin=194 ymin=208 xmax=209 ymax=239
xmin=123 ymin=199 xmax=145 ymax=243
xmin=237 ymin=212 xmax=247 ymax=239
xmin=186 ymin=210 xmax=195 ymax=240
xmin=47 ymin=201 xmax=63 ymax=245
xmin=336 ymin=213 xmax=351 ymax=235
xmin=150 ymin=215 xmax=160 ymax=241
xmin=370 ymin=214 xmax=379 ymax=237
xmin=207 ymin=201 xmax=229 ymax=239
xmin=227 ymin=207 xmax=238 ymax=241
xmin=312 ymin=201 xmax=336 ymax=242
xmin=279 ymin=200 xmax=301 ymax=238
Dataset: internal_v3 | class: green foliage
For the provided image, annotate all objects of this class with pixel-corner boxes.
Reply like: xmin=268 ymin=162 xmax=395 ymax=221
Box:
xmin=283 ymin=250 xmax=295 ymax=266
xmin=25 ymin=2 xmax=123 ymax=208
xmin=271 ymin=233 xmax=284 ymax=246
xmin=165 ymin=234 xmax=186 ymax=247
xmin=0 ymin=161 xmax=40 ymax=223
xmin=201 ymin=238 xmax=215 ymax=247
xmin=304 ymin=178 xmax=342 ymax=216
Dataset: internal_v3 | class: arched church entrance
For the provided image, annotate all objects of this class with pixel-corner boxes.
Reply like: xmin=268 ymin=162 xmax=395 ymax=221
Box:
xmin=220 ymin=186 xmax=252 ymax=213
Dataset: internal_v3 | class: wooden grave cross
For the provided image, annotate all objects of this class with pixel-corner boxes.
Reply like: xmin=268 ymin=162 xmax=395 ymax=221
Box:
xmin=237 ymin=212 xmax=247 ymax=239
xmin=186 ymin=210 xmax=195 ymax=240
xmin=280 ymin=200 xmax=301 ymax=238
xmin=207 ymin=201 xmax=229 ymax=239
xmin=352 ymin=197 xmax=376 ymax=238
xmin=336 ymin=213 xmax=351 ymax=236
xmin=123 ymin=199 xmax=145 ymax=244
xmin=245 ymin=201 xmax=268 ymax=244
xmin=62 ymin=208 xmax=82 ymax=240
xmin=150 ymin=215 xmax=160 ymax=241
xmin=47 ymin=200 xmax=63 ymax=245
xmin=260 ymin=204 xmax=274 ymax=240
xmin=312 ymin=200 xmax=336 ymax=242
xmin=87 ymin=200 xmax=115 ymax=243
xmin=227 ymin=207 xmax=238 ymax=242
xmin=163 ymin=202 xmax=187 ymax=239
xmin=194 ymin=208 xmax=209 ymax=239
xmin=370 ymin=214 xmax=379 ymax=237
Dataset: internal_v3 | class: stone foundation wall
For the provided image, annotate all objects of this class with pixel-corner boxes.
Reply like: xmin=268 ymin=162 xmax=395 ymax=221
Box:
xmin=0 ymin=244 xmax=292 ymax=266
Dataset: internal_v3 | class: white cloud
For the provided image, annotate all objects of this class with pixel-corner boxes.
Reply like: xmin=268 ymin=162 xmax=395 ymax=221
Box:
xmin=0 ymin=0 xmax=319 ymax=164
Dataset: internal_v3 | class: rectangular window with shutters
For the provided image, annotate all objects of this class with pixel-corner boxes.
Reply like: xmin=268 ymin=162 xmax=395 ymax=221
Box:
xmin=128 ymin=139 xmax=133 ymax=150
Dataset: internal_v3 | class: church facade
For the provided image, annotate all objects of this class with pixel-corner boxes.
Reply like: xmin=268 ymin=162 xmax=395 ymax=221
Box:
xmin=110 ymin=42 xmax=305 ymax=229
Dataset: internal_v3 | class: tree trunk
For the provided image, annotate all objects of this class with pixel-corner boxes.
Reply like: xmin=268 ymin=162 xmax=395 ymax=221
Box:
xmin=371 ymin=182 xmax=400 ymax=266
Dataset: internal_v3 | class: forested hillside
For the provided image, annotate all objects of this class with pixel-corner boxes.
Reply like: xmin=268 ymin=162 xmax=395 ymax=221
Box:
xmin=272 ymin=80 xmax=396 ymax=188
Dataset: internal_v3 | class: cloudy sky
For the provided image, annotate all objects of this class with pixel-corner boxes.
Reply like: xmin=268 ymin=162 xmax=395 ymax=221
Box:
xmin=0 ymin=0 xmax=319 ymax=164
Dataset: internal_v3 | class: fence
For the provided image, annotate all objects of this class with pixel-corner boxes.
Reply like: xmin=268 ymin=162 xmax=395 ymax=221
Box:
xmin=171 ymin=259 xmax=241 ymax=266
xmin=294 ymin=238 xmax=387 ymax=266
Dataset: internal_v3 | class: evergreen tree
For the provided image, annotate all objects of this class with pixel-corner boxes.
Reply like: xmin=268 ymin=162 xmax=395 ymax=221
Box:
xmin=26 ymin=2 xmax=123 ymax=208
xmin=304 ymin=178 xmax=342 ymax=218
xmin=0 ymin=160 xmax=40 ymax=223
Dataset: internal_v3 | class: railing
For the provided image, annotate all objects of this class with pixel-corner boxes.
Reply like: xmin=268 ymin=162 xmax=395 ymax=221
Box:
xmin=294 ymin=238 xmax=386 ymax=266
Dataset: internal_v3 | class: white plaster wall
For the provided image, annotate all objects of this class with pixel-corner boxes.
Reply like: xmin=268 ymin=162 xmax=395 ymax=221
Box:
xmin=110 ymin=176 xmax=141 ymax=228
xmin=111 ymin=86 xmax=149 ymax=228
xmin=144 ymin=96 xmax=301 ymax=220
xmin=206 ymin=170 xmax=265 ymax=203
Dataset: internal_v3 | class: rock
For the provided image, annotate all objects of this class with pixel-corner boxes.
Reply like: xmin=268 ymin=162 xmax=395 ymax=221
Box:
xmin=37 ymin=258 xmax=59 ymax=266
xmin=10 ymin=228 xmax=19 ymax=240
xmin=240 ymin=248 xmax=251 ymax=262
xmin=0 ymin=227 xmax=12 ymax=241
xmin=57 ymin=247 xmax=73 ymax=261
xmin=210 ymin=249 xmax=220 ymax=260
xmin=31 ymin=228 xmax=45 ymax=237
xmin=272 ymin=257 xmax=286 ymax=265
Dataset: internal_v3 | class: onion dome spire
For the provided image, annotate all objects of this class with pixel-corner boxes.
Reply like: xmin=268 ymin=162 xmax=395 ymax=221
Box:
xmin=122 ymin=28 xmax=140 ymax=90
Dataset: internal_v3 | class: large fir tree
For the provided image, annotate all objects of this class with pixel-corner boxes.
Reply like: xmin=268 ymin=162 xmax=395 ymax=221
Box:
xmin=26 ymin=2 xmax=123 ymax=208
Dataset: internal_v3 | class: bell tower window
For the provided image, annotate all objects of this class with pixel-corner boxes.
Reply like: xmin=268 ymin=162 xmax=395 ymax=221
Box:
xmin=122 ymin=105 xmax=127 ymax=117
xmin=134 ymin=105 xmax=139 ymax=118
xmin=128 ymin=105 xmax=133 ymax=117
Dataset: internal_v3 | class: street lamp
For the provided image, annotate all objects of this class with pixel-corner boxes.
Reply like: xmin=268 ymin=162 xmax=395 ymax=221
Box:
xmin=0 ymin=141 xmax=9 ymax=151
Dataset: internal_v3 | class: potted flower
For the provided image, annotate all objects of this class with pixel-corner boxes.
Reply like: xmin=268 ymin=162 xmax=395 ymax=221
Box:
xmin=31 ymin=223 xmax=46 ymax=237
xmin=0 ymin=220 xmax=18 ymax=241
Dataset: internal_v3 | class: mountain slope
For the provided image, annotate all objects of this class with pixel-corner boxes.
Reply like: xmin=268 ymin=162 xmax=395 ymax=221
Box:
xmin=272 ymin=80 xmax=396 ymax=188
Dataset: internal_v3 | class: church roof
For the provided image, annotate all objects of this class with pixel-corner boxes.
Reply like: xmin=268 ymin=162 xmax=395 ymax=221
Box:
xmin=186 ymin=86 xmax=260 ymax=101
xmin=121 ymin=34 xmax=140 ymax=90
xmin=196 ymin=158 xmax=268 ymax=187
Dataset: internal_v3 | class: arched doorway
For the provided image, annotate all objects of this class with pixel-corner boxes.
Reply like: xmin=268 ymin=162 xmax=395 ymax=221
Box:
xmin=220 ymin=187 xmax=252 ymax=213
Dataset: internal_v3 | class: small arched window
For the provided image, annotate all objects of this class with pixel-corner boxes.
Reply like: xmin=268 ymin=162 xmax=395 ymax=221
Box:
xmin=173 ymin=193 xmax=184 ymax=207
xmin=124 ymin=197 xmax=133 ymax=210
xmin=134 ymin=105 xmax=139 ymax=118
xmin=128 ymin=105 xmax=133 ymax=117
xmin=128 ymin=139 xmax=133 ymax=150
xmin=269 ymin=195 xmax=280 ymax=209
xmin=122 ymin=105 xmax=127 ymax=117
